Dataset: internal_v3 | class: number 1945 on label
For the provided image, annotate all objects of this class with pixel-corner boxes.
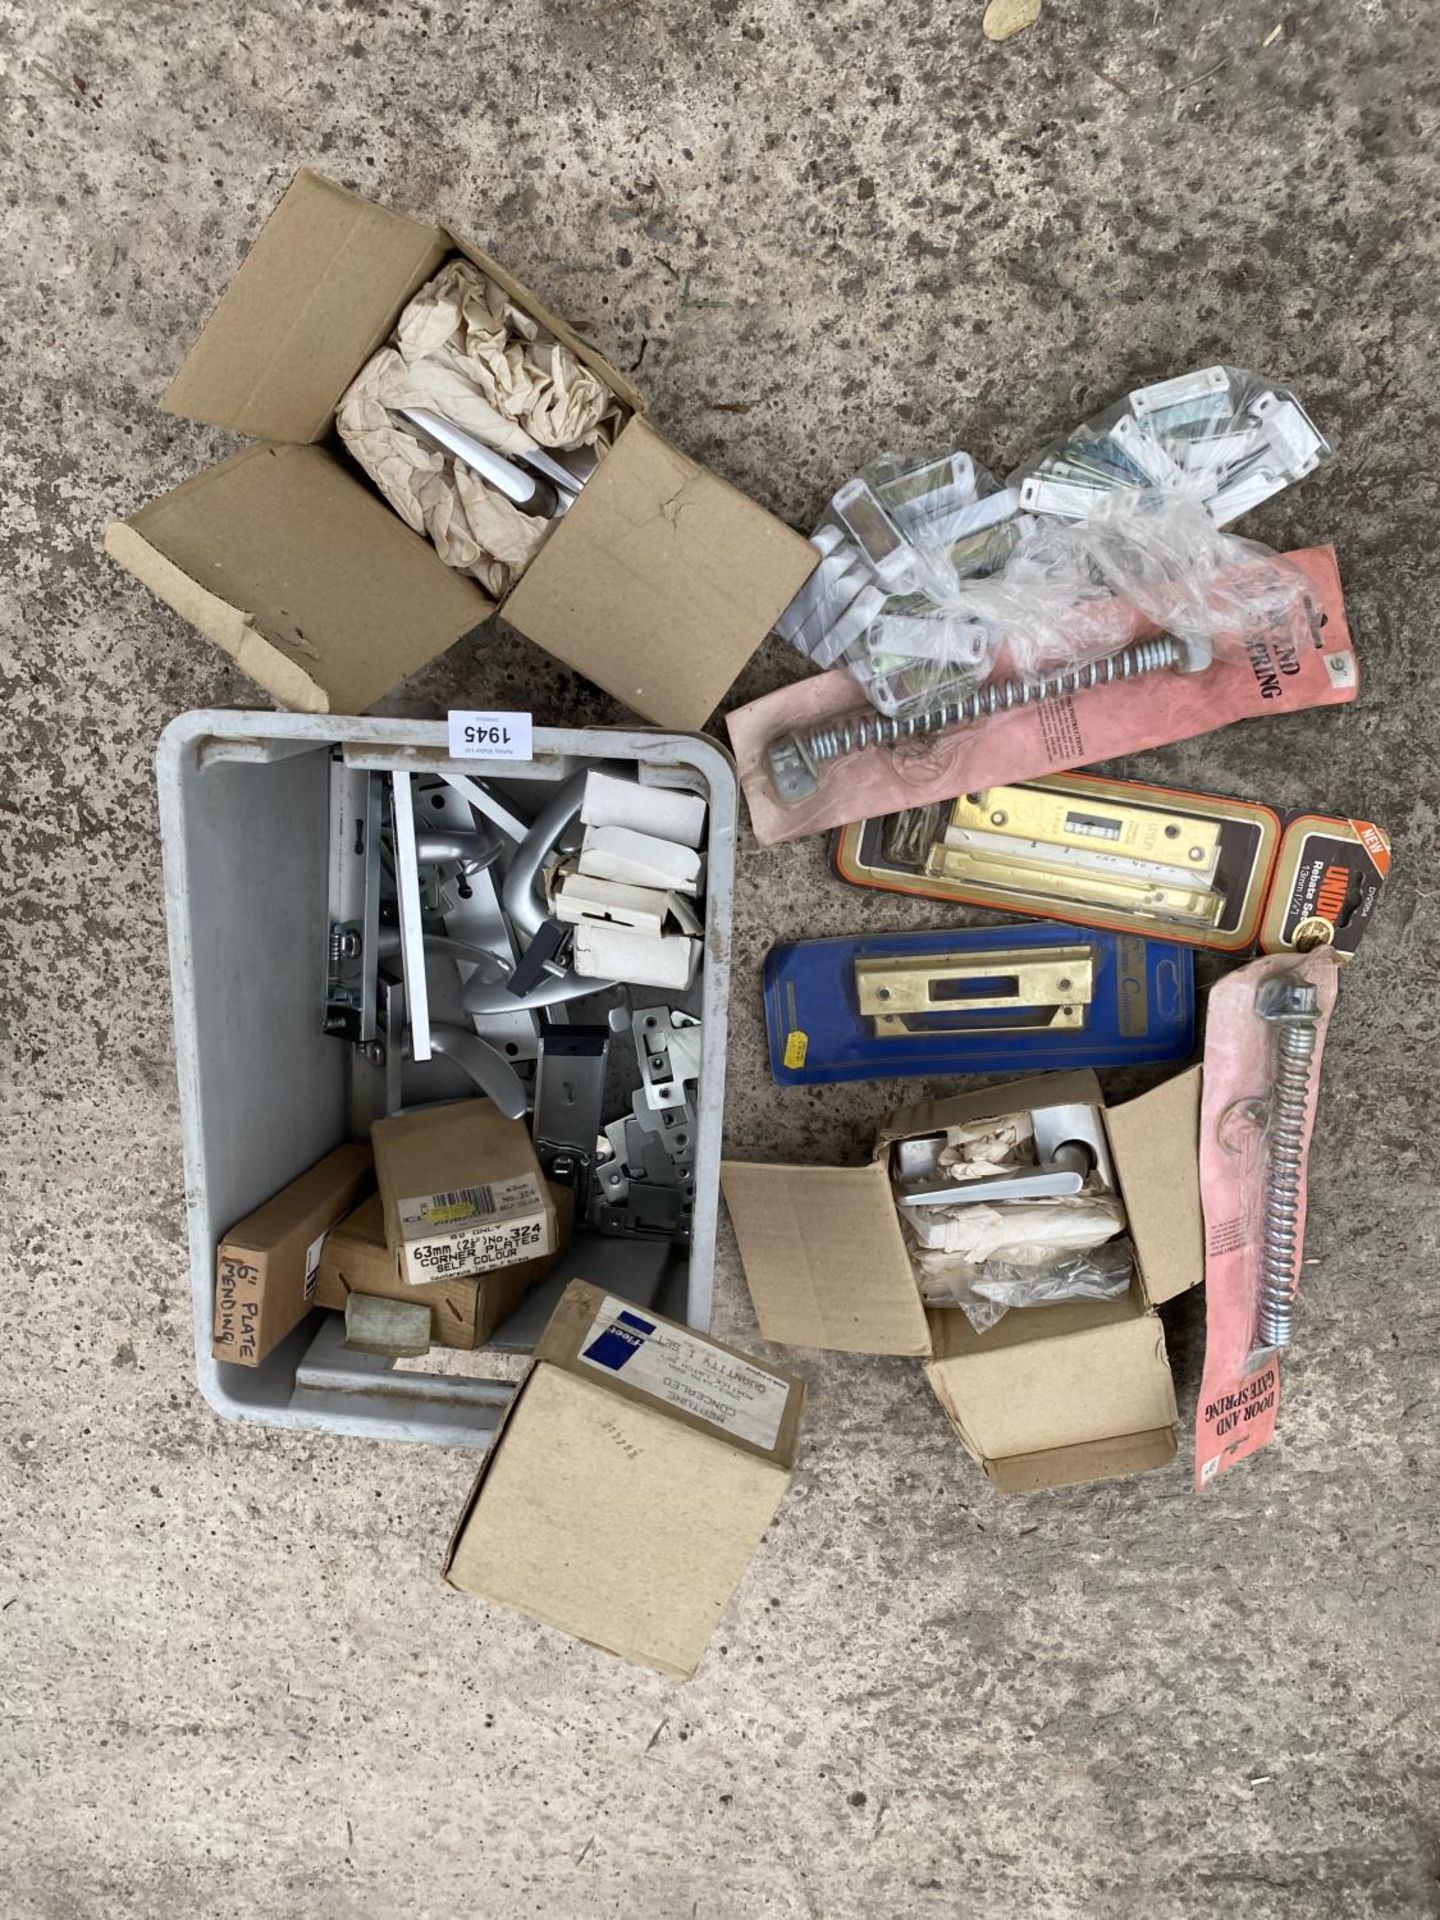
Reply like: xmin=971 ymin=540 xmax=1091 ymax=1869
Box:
xmin=447 ymin=710 xmax=534 ymax=763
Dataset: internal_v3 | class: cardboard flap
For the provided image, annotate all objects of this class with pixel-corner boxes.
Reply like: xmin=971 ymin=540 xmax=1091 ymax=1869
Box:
xmin=444 ymin=1364 xmax=790 ymax=1679
xmin=162 ymin=168 xmax=448 ymax=441
xmin=444 ymin=229 xmax=645 ymax=418
xmin=721 ymin=1160 xmax=929 ymax=1356
xmin=1106 ymin=1067 xmax=1203 ymax=1306
xmin=925 ymin=1303 xmax=1176 ymax=1460
xmin=108 ymin=444 xmax=488 ymax=712
xmin=984 ymin=1427 xmax=1177 ymax=1494
xmin=504 ymin=417 xmax=817 ymax=731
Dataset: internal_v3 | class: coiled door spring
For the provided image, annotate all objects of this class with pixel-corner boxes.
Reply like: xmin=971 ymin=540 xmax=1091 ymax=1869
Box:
xmin=766 ymin=636 xmax=1185 ymax=804
xmin=1255 ymin=980 xmax=1321 ymax=1352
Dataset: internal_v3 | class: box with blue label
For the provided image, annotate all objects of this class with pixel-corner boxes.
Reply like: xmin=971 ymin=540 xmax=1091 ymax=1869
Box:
xmin=443 ymin=1280 xmax=805 ymax=1678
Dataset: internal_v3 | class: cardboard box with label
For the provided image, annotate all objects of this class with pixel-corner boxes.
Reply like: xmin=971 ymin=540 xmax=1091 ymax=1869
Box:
xmin=212 ymin=1141 xmax=374 ymax=1368
xmin=373 ymin=1098 xmax=558 ymax=1288
xmin=312 ymin=1185 xmax=573 ymax=1351
xmin=444 ymin=1280 xmax=806 ymax=1678
xmin=105 ymin=168 xmax=816 ymax=727
xmin=722 ymin=1068 xmax=1202 ymax=1493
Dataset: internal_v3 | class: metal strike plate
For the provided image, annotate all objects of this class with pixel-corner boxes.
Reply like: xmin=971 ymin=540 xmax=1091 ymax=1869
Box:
xmin=949 ymin=786 xmax=1221 ymax=876
xmin=632 ymin=1006 xmax=703 ymax=1111
xmin=854 ymin=947 xmax=1094 ymax=1038
xmin=628 ymin=1090 xmax=698 ymax=1167
xmin=590 ymin=1108 xmax=695 ymax=1241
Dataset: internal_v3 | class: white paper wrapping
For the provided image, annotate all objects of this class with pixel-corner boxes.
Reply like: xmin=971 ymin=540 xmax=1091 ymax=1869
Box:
xmin=337 ymin=258 xmax=620 ymax=595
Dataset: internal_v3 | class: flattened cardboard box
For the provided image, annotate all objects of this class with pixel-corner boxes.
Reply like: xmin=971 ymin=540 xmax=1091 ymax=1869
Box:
xmin=312 ymin=1186 xmax=573 ymax=1350
xmin=372 ymin=1099 xmax=557 ymax=1286
xmin=212 ymin=1141 xmax=374 ymax=1367
xmin=722 ymin=1068 xmax=1203 ymax=1493
xmin=444 ymin=1280 xmax=805 ymax=1678
xmin=105 ymin=167 xmax=816 ymax=727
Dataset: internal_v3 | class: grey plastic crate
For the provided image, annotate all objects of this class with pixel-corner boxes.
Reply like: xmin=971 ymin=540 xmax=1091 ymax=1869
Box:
xmin=157 ymin=711 xmax=736 ymax=1449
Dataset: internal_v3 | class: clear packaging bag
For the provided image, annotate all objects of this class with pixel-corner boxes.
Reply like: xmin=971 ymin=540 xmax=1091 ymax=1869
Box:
xmin=1002 ymin=365 xmax=1332 ymax=677
xmin=919 ymin=1237 xmax=1136 ymax=1332
xmin=775 ymin=449 xmax=1028 ymax=716
xmin=775 ymin=366 xmax=1332 ymax=721
xmin=1013 ymin=366 xmax=1328 ymax=530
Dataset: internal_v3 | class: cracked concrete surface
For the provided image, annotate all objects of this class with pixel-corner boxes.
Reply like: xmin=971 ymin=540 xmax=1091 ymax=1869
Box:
xmin=3 ymin=1 xmax=1439 ymax=1915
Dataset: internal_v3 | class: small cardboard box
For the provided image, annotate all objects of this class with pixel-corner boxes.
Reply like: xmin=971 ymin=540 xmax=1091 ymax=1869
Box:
xmin=105 ymin=168 xmax=815 ymax=727
xmin=212 ymin=1141 xmax=374 ymax=1367
xmin=373 ymin=1098 xmax=558 ymax=1286
xmin=722 ymin=1068 xmax=1202 ymax=1493
xmin=444 ymin=1279 xmax=805 ymax=1678
xmin=312 ymin=1185 xmax=573 ymax=1350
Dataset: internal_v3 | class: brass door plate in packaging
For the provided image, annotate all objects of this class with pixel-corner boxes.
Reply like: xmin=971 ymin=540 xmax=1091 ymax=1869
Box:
xmin=854 ymin=947 xmax=1094 ymax=1037
xmin=832 ymin=773 xmax=1391 ymax=958
xmin=934 ymin=784 xmax=1225 ymax=927
xmin=946 ymin=785 xmax=1222 ymax=874
xmin=925 ymin=842 xmax=1225 ymax=929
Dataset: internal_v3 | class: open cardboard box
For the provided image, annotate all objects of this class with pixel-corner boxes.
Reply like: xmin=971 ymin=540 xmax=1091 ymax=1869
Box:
xmin=443 ymin=1280 xmax=805 ymax=1678
xmin=105 ymin=169 xmax=816 ymax=728
xmin=722 ymin=1067 xmax=1203 ymax=1493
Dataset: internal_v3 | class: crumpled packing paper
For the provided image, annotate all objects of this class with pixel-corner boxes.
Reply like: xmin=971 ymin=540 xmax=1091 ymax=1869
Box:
xmin=338 ymin=257 xmax=621 ymax=596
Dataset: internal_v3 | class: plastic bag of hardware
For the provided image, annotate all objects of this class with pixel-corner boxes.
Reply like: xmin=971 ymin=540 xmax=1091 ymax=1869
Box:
xmin=338 ymin=258 xmax=621 ymax=595
xmin=1015 ymin=366 xmax=1330 ymax=531
xmin=999 ymin=365 xmax=1331 ymax=677
xmin=776 ymin=450 xmax=1031 ymax=714
xmin=773 ymin=367 xmax=1330 ymax=722
xmin=919 ymin=1238 xmax=1136 ymax=1331
xmin=1193 ymin=948 xmax=1340 ymax=1490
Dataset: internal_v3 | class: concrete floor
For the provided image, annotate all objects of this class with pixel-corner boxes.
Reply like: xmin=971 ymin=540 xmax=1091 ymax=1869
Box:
xmin=4 ymin=0 xmax=1439 ymax=1914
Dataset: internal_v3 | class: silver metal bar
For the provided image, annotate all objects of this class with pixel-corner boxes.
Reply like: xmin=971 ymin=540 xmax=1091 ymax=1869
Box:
xmin=897 ymin=1165 xmax=1086 ymax=1207
xmin=295 ymin=1313 xmax=514 ymax=1409
xmin=396 ymin=406 xmax=559 ymax=517
xmin=440 ymin=772 xmax=532 ymax=844
xmin=390 ymin=771 xmax=431 ymax=1062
